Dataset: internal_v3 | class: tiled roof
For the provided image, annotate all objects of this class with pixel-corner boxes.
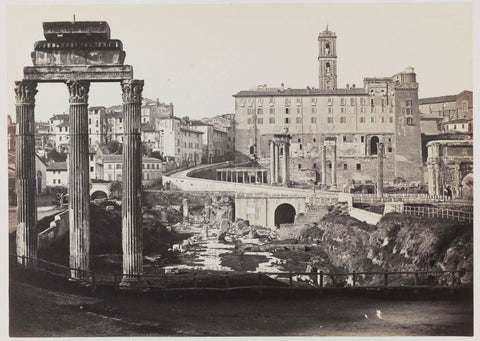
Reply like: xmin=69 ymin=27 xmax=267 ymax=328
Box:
xmin=56 ymin=122 xmax=69 ymax=128
xmin=418 ymin=95 xmax=457 ymax=105
xmin=47 ymin=162 xmax=67 ymax=171
xmin=233 ymin=88 xmax=368 ymax=97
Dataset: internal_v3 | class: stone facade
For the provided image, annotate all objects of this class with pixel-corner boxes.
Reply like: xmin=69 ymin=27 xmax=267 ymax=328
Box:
xmin=426 ymin=140 xmax=473 ymax=199
xmin=233 ymin=28 xmax=423 ymax=187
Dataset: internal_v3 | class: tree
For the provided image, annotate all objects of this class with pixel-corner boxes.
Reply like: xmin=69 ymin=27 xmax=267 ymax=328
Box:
xmin=107 ymin=140 xmax=122 ymax=154
xmin=47 ymin=149 xmax=67 ymax=162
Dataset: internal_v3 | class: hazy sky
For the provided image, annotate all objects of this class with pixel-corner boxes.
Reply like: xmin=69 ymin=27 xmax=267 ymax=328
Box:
xmin=6 ymin=2 xmax=472 ymax=122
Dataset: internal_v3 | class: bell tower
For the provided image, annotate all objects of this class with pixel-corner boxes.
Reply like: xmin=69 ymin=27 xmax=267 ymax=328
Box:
xmin=318 ymin=25 xmax=337 ymax=90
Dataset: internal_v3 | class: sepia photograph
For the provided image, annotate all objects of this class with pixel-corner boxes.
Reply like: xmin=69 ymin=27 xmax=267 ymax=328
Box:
xmin=4 ymin=1 xmax=475 ymax=338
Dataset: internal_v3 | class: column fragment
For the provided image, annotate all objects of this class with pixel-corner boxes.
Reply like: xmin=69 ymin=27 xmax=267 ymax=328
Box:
xmin=331 ymin=143 xmax=337 ymax=188
xmin=376 ymin=142 xmax=384 ymax=198
xmin=67 ymin=80 xmax=91 ymax=280
xmin=15 ymin=80 xmax=38 ymax=266
xmin=321 ymin=145 xmax=327 ymax=188
xmin=270 ymin=141 xmax=276 ymax=184
xmin=120 ymin=79 xmax=146 ymax=288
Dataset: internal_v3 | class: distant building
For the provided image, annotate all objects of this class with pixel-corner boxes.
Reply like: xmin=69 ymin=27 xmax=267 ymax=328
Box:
xmin=48 ymin=113 xmax=70 ymax=152
xmin=419 ymin=90 xmax=473 ymax=135
xmin=46 ymin=162 xmax=68 ymax=188
xmin=190 ymin=121 xmax=229 ymax=163
xmin=96 ymin=154 xmax=164 ymax=186
xmin=157 ymin=116 xmax=203 ymax=167
xmin=7 ymin=115 xmax=15 ymax=152
xmin=35 ymin=121 xmax=50 ymax=150
xmin=203 ymin=114 xmax=236 ymax=160
xmin=88 ymin=106 xmax=107 ymax=147
xmin=233 ymin=26 xmax=424 ymax=186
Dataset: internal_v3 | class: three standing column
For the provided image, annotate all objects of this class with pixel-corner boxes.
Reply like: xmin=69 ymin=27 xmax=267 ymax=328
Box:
xmin=120 ymin=79 xmax=146 ymax=288
xmin=283 ymin=143 xmax=290 ymax=185
xmin=15 ymin=80 xmax=38 ymax=266
xmin=274 ymin=144 xmax=280 ymax=184
xmin=67 ymin=80 xmax=91 ymax=279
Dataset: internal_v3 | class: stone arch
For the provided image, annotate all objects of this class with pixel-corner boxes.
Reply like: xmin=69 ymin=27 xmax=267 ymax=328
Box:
xmin=91 ymin=190 xmax=108 ymax=200
xmin=370 ymin=136 xmax=379 ymax=155
xmin=274 ymin=203 xmax=296 ymax=227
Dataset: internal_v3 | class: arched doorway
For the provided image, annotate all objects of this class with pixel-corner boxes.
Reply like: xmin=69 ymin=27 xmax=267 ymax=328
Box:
xmin=274 ymin=203 xmax=296 ymax=227
xmin=91 ymin=190 xmax=108 ymax=200
xmin=370 ymin=136 xmax=379 ymax=155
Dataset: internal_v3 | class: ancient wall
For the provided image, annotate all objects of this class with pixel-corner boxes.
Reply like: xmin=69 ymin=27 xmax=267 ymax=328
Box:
xmin=37 ymin=210 xmax=69 ymax=250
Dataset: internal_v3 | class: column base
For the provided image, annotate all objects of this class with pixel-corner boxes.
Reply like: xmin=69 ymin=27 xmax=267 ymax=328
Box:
xmin=329 ymin=185 xmax=338 ymax=191
xmin=321 ymin=184 xmax=328 ymax=191
xmin=119 ymin=275 xmax=149 ymax=292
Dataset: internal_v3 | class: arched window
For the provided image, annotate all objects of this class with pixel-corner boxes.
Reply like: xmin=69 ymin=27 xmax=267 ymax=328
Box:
xmin=325 ymin=42 xmax=330 ymax=55
xmin=326 ymin=62 xmax=330 ymax=73
xmin=370 ymin=136 xmax=379 ymax=155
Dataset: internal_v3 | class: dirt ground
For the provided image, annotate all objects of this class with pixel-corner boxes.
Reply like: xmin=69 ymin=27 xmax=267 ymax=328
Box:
xmin=9 ymin=280 xmax=473 ymax=337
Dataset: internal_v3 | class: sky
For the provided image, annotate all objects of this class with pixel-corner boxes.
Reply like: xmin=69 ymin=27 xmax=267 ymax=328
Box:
xmin=6 ymin=2 xmax=473 ymax=122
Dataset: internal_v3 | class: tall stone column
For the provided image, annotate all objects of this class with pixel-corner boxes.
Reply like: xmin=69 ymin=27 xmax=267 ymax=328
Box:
xmin=15 ymin=80 xmax=38 ymax=266
xmin=331 ymin=143 xmax=337 ymax=188
xmin=183 ymin=198 xmax=189 ymax=224
xmin=321 ymin=145 xmax=327 ymax=189
xmin=120 ymin=79 xmax=146 ymax=288
xmin=376 ymin=142 xmax=384 ymax=198
xmin=66 ymin=80 xmax=91 ymax=280
xmin=283 ymin=142 xmax=290 ymax=185
xmin=270 ymin=141 xmax=276 ymax=184
xmin=274 ymin=144 xmax=280 ymax=183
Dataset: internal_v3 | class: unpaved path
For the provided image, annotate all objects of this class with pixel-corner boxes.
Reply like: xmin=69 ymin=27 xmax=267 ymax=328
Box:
xmin=10 ymin=280 xmax=472 ymax=337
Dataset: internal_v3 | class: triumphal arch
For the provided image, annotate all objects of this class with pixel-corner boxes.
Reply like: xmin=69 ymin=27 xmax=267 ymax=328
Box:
xmin=15 ymin=21 xmax=145 ymax=287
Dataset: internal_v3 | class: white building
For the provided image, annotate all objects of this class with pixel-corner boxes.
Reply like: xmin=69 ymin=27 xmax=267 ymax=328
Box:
xmin=97 ymin=154 xmax=165 ymax=187
xmin=46 ymin=162 xmax=68 ymax=188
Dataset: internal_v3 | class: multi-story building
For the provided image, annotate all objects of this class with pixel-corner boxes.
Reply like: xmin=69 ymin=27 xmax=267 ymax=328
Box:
xmin=418 ymin=90 xmax=473 ymax=135
xmin=141 ymin=98 xmax=174 ymax=129
xmin=35 ymin=121 xmax=50 ymax=150
xmin=233 ymin=27 xmax=424 ymax=187
xmin=48 ymin=113 xmax=70 ymax=152
xmin=157 ymin=115 xmax=203 ymax=167
xmin=190 ymin=121 xmax=229 ymax=163
xmin=203 ymin=114 xmax=236 ymax=160
xmin=88 ymin=106 xmax=107 ymax=148
xmin=96 ymin=154 xmax=164 ymax=187
xmin=141 ymin=122 xmax=163 ymax=153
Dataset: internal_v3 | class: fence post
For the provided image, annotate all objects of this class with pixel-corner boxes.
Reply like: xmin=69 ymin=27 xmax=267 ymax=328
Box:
xmin=289 ymin=271 xmax=293 ymax=288
xmin=352 ymin=271 xmax=356 ymax=287
xmin=384 ymin=273 xmax=388 ymax=287
xmin=319 ymin=271 xmax=324 ymax=288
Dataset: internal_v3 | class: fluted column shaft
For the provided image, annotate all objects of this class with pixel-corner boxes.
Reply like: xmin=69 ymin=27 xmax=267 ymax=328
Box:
xmin=120 ymin=80 xmax=145 ymax=286
xmin=331 ymin=144 xmax=337 ymax=187
xmin=15 ymin=80 xmax=38 ymax=266
xmin=377 ymin=142 xmax=384 ymax=198
xmin=67 ymin=80 xmax=91 ymax=280
xmin=270 ymin=141 xmax=276 ymax=184
xmin=321 ymin=145 xmax=327 ymax=186
xmin=283 ymin=143 xmax=290 ymax=185
xmin=274 ymin=144 xmax=280 ymax=183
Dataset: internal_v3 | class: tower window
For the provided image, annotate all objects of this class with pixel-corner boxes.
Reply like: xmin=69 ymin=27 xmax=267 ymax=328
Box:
xmin=313 ymin=163 xmax=317 ymax=169
xmin=325 ymin=42 xmax=330 ymax=55
xmin=343 ymin=164 xmax=347 ymax=170
xmin=298 ymin=164 xmax=302 ymax=169
xmin=285 ymin=108 xmax=289 ymax=114
xmin=285 ymin=118 xmax=290 ymax=124
xmin=356 ymin=163 xmax=361 ymax=171
xmin=326 ymin=62 xmax=330 ymax=73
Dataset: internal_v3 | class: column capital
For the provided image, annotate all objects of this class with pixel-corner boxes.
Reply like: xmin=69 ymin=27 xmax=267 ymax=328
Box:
xmin=66 ymin=80 xmax=90 ymax=104
xmin=15 ymin=80 xmax=38 ymax=104
xmin=121 ymin=79 xmax=144 ymax=103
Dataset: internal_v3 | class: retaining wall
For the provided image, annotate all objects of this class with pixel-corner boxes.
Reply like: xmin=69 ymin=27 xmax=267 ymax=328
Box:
xmin=38 ymin=210 xmax=69 ymax=250
xmin=348 ymin=207 xmax=382 ymax=225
